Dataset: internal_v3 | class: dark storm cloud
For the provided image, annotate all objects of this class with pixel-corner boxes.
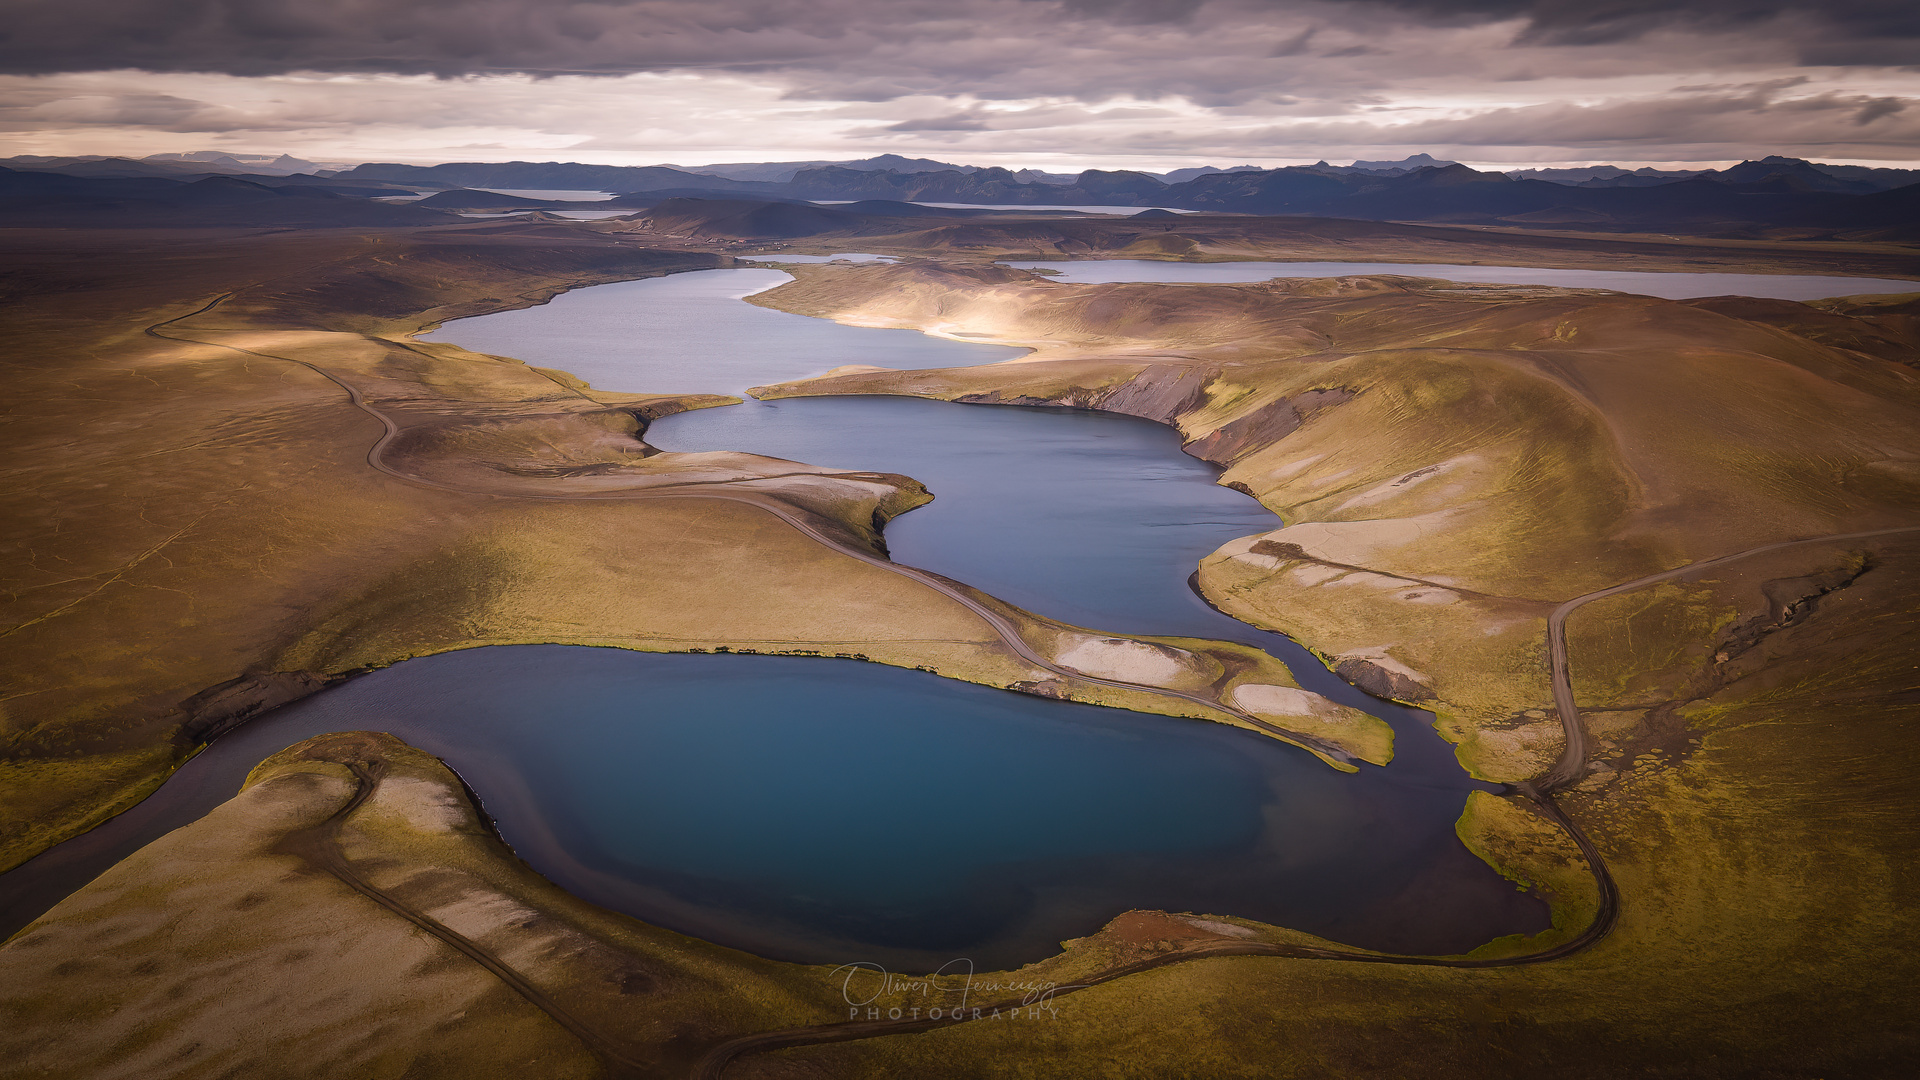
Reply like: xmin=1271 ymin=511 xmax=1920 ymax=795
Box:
xmin=1331 ymin=80 xmax=1920 ymax=149
xmin=1854 ymin=97 xmax=1907 ymax=124
xmin=1373 ymin=0 xmax=1919 ymax=56
xmin=0 ymin=0 xmax=869 ymax=77
xmin=5 ymin=1 xmax=965 ymax=77
xmin=885 ymin=111 xmax=993 ymax=131
xmin=0 ymin=0 xmax=1911 ymax=81
xmin=1060 ymin=0 xmax=1211 ymax=23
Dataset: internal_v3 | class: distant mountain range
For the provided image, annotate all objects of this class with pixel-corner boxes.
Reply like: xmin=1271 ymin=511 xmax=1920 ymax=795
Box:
xmin=1506 ymin=156 xmax=1920 ymax=194
xmin=321 ymin=155 xmax=1920 ymax=237
xmin=0 ymin=168 xmax=455 ymax=227
xmin=326 ymin=154 xmax=1473 ymax=194
xmin=3 ymin=152 xmax=360 ymax=178
xmin=4 ymin=151 xmax=1917 ymax=237
xmin=10 ymin=149 xmax=1916 ymax=196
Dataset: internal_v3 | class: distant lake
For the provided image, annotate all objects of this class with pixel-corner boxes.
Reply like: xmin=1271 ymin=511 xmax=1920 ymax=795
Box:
xmin=812 ymin=200 xmax=1197 ymax=215
xmin=737 ymin=253 xmax=897 ymax=264
xmin=458 ymin=209 xmax=634 ymax=220
xmin=1005 ymin=259 xmax=1920 ymax=300
xmin=476 ymin=187 xmax=618 ymax=201
xmin=425 ymin=268 xmax=1022 ymax=395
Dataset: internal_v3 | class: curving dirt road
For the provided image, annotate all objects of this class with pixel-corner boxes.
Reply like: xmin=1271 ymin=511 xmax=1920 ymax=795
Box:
xmin=1536 ymin=525 xmax=1920 ymax=793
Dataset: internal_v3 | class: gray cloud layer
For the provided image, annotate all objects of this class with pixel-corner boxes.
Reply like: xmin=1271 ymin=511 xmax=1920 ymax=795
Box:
xmin=1 ymin=1 xmax=1914 ymax=165
xmin=1 ymin=0 xmax=1912 ymax=81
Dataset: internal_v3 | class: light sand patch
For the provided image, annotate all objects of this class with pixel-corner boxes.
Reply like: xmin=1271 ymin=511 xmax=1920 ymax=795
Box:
xmin=1257 ymin=506 xmax=1466 ymax=566
xmin=1214 ymin=536 xmax=1260 ymax=557
xmin=371 ymin=776 xmax=467 ymax=832
xmin=1228 ymin=683 xmax=1347 ymax=722
xmin=734 ymin=475 xmax=896 ymax=500
xmin=201 ymin=771 xmax=357 ymax=841
xmin=1268 ymin=454 xmax=1324 ymax=480
xmin=655 ymin=449 xmax=780 ymax=470
xmin=1180 ymin=917 xmax=1257 ymax=938
xmin=829 ymin=313 xmax=911 ymax=330
xmin=1333 ymin=647 xmax=1431 ymax=686
xmin=1290 ymin=563 xmax=1346 ymax=586
xmin=1306 ymin=467 xmax=1358 ymax=489
xmin=1053 ymin=636 xmax=1196 ymax=685
xmin=427 ymin=893 xmax=544 ymax=941
xmin=1328 ymin=571 xmax=1406 ymax=589
xmin=1334 ymin=455 xmax=1478 ymax=512
xmin=1864 ymin=458 xmax=1920 ymax=484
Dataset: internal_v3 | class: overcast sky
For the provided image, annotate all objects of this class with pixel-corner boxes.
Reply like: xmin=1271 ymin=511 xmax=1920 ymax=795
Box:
xmin=1 ymin=0 xmax=1915 ymax=170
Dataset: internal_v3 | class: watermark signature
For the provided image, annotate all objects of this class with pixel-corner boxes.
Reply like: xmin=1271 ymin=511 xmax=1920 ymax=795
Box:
xmin=832 ymin=959 xmax=1080 ymax=1022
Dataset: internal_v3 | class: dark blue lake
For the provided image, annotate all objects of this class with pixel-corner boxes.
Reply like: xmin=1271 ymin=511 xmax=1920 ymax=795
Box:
xmin=37 ymin=646 xmax=1526 ymax=970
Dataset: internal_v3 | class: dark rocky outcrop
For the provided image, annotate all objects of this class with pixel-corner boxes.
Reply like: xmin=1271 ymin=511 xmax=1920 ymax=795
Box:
xmin=1097 ymin=365 xmax=1214 ymax=422
xmin=1332 ymin=657 xmax=1438 ymax=703
xmin=1185 ymin=388 xmax=1353 ymax=464
xmin=172 ymin=670 xmax=343 ymax=745
xmin=1713 ymin=557 xmax=1874 ymax=664
xmin=950 ymin=364 xmax=1212 ymax=421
